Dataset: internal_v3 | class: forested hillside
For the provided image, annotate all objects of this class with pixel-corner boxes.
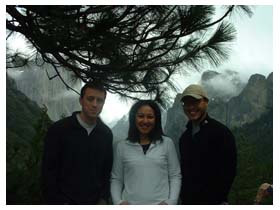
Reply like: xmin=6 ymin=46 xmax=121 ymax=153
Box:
xmin=6 ymin=76 xmax=52 ymax=204
xmin=229 ymin=109 xmax=273 ymax=204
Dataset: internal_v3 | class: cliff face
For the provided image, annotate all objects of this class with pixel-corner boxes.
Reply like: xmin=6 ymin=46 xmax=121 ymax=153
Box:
xmin=7 ymin=61 xmax=81 ymax=121
xmin=112 ymin=114 xmax=129 ymax=143
xmin=6 ymin=75 xmax=42 ymax=144
xmin=164 ymin=94 xmax=187 ymax=150
xmin=227 ymin=73 xmax=272 ymax=127
xmin=164 ymin=72 xmax=273 ymax=147
xmin=7 ymin=75 xmax=53 ymax=204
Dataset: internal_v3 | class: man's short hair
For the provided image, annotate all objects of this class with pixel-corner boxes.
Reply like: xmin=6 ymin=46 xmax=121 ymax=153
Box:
xmin=80 ymin=82 xmax=107 ymax=98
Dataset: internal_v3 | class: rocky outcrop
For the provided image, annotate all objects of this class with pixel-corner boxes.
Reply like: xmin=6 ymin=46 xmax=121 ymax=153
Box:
xmin=7 ymin=61 xmax=81 ymax=121
xmin=227 ymin=73 xmax=272 ymax=127
xmin=6 ymin=75 xmax=42 ymax=143
xmin=164 ymin=94 xmax=187 ymax=150
xmin=112 ymin=114 xmax=129 ymax=143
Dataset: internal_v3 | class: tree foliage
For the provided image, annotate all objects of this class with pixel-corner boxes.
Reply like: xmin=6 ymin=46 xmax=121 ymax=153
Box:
xmin=6 ymin=5 xmax=252 ymax=105
xmin=229 ymin=109 xmax=273 ymax=204
xmin=7 ymin=101 xmax=52 ymax=204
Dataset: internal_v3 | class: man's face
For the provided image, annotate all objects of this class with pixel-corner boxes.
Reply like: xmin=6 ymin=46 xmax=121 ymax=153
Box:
xmin=182 ymin=96 xmax=208 ymax=123
xmin=79 ymin=88 xmax=106 ymax=121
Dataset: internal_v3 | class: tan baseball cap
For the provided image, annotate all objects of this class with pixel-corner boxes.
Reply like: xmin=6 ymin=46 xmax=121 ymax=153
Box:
xmin=181 ymin=84 xmax=209 ymax=101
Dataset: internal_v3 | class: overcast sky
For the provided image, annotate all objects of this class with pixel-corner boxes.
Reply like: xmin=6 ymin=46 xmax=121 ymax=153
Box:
xmin=220 ymin=6 xmax=272 ymax=79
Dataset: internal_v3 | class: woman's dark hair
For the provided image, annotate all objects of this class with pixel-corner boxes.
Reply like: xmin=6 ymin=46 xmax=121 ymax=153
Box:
xmin=127 ymin=100 xmax=164 ymax=143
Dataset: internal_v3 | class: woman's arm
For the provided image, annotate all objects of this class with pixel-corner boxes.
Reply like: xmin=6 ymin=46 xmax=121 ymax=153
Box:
xmin=165 ymin=138 xmax=182 ymax=205
xmin=110 ymin=142 xmax=127 ymax=204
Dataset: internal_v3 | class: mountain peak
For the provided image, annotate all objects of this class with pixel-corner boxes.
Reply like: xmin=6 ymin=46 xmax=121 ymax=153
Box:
xmin=267 ymin=72 xmax=273 ymax=82
xmin=201 ymin=70 xmax=220 ymax=81
xmin=248 ymin=74 xmax=266 ymax=85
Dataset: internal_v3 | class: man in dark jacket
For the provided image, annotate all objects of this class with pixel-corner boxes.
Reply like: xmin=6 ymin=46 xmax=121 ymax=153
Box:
xmin=179 ymin=84 xmax=237 ymax=205
xmin=42 ymin=82 xmax=113 ymax=204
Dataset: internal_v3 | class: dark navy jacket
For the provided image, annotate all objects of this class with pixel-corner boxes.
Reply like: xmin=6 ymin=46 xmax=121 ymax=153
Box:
xmin=42 ymin=112 xmax=113 ymax=204
xmin=179 ymin=114 xmax=237 ymax=205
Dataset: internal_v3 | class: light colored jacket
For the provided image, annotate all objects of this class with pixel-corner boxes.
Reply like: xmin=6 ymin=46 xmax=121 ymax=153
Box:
xmin=110 ymin=136 xmax=181 ymax=205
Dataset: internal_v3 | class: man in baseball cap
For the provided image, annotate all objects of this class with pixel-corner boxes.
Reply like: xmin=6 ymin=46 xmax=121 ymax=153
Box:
xmin=179 ymin=84 xmax=237 ymax=205
xmin=181 ymin=84 xmax=209 ymax=100
xmin=180 ymin=84 xmax=209 ymax=123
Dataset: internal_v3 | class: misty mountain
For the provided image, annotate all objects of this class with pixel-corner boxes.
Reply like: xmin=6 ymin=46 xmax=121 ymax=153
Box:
xmin=229 ymin=108 xmax=272 ymax=204
xmin=7 ymin=61 xmax=81 ymax=121
xmin=112 ymin=114 xmax=129 ymax=142
xmin=7 ymin=75 xmax=52 ymax=204
xmin=6 ymin=75 xmax=42 ymax=144
xmin=227 ymin=73 xmax=273 ymax=127
xmin=164 ymin=71 xmax=272 ymax=149
xmin=164 ymin=93 xmax=187 ymax=151
xmin=200 ymin=69 xmax=245 ymax=101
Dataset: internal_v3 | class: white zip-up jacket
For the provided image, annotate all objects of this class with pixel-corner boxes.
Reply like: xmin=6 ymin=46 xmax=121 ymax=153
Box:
xmin=110 ymin=136 xmax=181 ymax=205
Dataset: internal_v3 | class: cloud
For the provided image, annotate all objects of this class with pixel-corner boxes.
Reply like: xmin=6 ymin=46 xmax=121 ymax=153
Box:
xmin=201 ymin=70 xmax=245 ymax=101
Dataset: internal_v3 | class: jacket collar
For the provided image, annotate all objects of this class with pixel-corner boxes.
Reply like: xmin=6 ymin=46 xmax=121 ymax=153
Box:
xmin=186 ymin=113 xmax=210 ymax=129
xmin=71 ymin=111 xmax=103 ymax=129
xmin=125 ymin=139 xmax=160 ymax=146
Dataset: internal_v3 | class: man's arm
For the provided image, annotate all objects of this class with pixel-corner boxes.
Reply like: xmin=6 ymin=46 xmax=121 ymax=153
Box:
xmin=165 ymin=138 xmax=182 ymax=205
xmin=100 ymin=131 xmax=113 ymax=203
xmin=216 ymin=129 xmax=237 ymax=203
xmin=110 ymin=141 xmax=126 ymax=205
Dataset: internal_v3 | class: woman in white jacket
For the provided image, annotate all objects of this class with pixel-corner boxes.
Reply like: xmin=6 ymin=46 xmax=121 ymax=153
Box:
xmin=111 ymin=100 xmax=181 ymax=205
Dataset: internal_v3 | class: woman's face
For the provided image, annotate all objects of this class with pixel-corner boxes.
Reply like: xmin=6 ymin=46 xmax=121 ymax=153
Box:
xmin=135 ymin=105 xmax=156 ymax=136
